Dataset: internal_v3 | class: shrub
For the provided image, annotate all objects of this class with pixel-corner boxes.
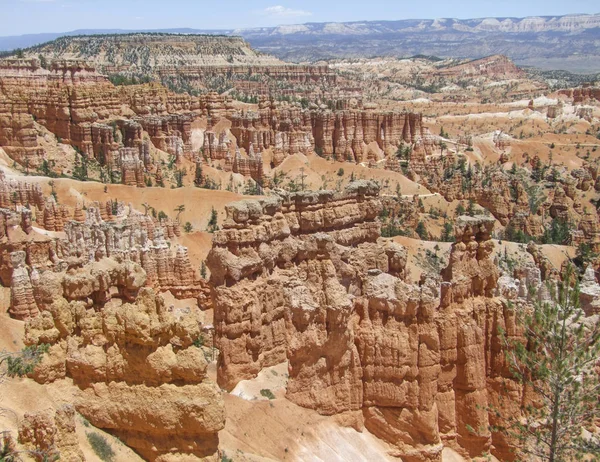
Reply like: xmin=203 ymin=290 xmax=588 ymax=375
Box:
xmin=260 ymin=389 xmax=275 ymax=400
xmin=183 ymin=222 xmax=193 ymax=233
xmin=337 ymin=168 xmax=344 ymax=176
xmin=6 ymin=344 xmax=49 ymax=377
xmin=416 ymin=221 xmax=428 ymax=240
xmin=0 ymin=433 xmax=16 ymax=461
xmin=193 ymin=335 xmax=205 ymax=348
xmin=174 ymin=168 xmax=186 ymax=188
xmin=541 ymin=218 xmax=570 ymax=245
xmin=86 ymin=433 xmax=114 ymax=462
xmin=207 ymin=207 xmax=219 ymax=233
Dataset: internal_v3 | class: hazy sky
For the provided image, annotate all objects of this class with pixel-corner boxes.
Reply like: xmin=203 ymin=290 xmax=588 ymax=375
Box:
xmin=1 ymin=0 xmax=598 ymax=36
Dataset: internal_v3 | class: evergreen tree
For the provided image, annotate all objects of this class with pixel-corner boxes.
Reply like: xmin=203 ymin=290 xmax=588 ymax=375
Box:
xmin=174 ymin=204 xmax=185 ymax=222
xmin=207 ymin=207 xmax=219 ymax=233
xmin=467 ymin=199 xmax=476 ymax=216
xmin=72 ymin=153 xmax=88 ymax=181
xmin=194 ymin=161 xmax=203 ymax=187
xmin=441 ymin=221 xmax=454 ymax=242
xmin=416 ymin=221 xmax=427 ymax=240
xmin=501 ymin=265 xmax=600 ymax=461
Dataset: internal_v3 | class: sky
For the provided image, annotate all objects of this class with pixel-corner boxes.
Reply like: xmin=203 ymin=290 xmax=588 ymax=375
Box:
xmin=1 ymin=0 xmax=599 ymax=36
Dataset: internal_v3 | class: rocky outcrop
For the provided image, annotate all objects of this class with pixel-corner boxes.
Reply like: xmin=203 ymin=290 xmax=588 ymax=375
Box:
xmin=579 ymin=266 xmax=600 ymax=315
xmin=0 ymin=207 xmax=65 ymax=288
xmin=434 ymin=55 xmax=525 ymax=79
xmin=1 ymin=191 xmax=209 ymax=318
xmin=558 ymin=86 xmax=600 ymax=103
xmin=25 ymin=285 xmax=224 ymax=461
xmin=26 ymin=34 xmax=336 ymax=100
xmin=547 ymin=102 xmax=563 ymax=119
xmin=0 ymin=58 xmax=204 ymax=174
xmin=493 ymin=131 xmax=511 ymax=150
xmin=135 ymin=113 xmax=195 ymax=160
xmin=9 ymin=250 xmax=38 ymax=320
xmin=0 ymin=172 xmax=45 ymax=210
xmin=226 ymin=99 xmax=429 ymax=167
xmin=63 ymin=207 xmax=207 ymax=302
xmin=119 ymin=147 xmax=146 ymax=187
xmin=208 ymin=182 xmax=522 ymax=461
xmin=18 ymin=404 xmax=84 ymax=462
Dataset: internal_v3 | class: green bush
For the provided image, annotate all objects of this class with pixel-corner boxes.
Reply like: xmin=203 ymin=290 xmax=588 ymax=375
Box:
xmin=260 ymin=389 xmax=275 ymax=400
xmin=6 ymin=344 xmax=49 ymax=377
xmin=86 ymin=432 xmax=115 ymax=462
xmin=193 ymin=334 xmax=205 ymax=348
xmin=416 ymin=221 xmax=428 ymax=240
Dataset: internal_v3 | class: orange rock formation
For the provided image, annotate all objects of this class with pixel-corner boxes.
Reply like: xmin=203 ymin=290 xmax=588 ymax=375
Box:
xmin=207 ymin=181 xmax=524 ymax=461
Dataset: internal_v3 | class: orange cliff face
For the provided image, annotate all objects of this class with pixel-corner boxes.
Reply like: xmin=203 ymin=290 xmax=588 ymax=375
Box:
xmin=24 ymin=284 xmax=224 ymax=461
xmin=0 ymin=173 xmax=210 ymax=321
xmin=210 ymin=98 xmax=431 ymax=171
xmin=0 ymin=58 xmax=211 ymax=170
xmin=0 ymin=58 xmax=432 ymax=187
xmin=207 ymin=181 xmax=528 ymax=461
xmin=0 ymin=182 xmax=222 ymax=460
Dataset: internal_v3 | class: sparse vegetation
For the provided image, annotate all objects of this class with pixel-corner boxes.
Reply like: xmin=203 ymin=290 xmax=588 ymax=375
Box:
xmin=193 ymin=334 xmax=205 ymax=348
xmin=207 ymin=207 xmax=219 ymax=233
xmin=500 ymin=265 xmax=600 ymax=461
xmin=415 ymin=221 xmax=428 ymax=240
xmin=86 ymin=432 xmax=115 ymax=462
xmin=260 ymin=389 xmax=275 ymax=400
xmin=3 ymin=344 xmax=49 ymax=377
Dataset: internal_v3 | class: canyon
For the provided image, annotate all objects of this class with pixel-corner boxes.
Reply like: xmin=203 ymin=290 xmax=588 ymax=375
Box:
xmin=0 ymin=30 xmax=598 ymax=462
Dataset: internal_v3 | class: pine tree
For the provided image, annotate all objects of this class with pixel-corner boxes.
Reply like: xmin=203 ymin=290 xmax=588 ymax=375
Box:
xmin=467 ymin=199 xmax=476 ymax=216
xmin=174 ymin=204 xmax=185 ymax=223
xmin=207 ymin=207 xmax=218 ymax=233
xmin=415 ymin=221 xmax=427 ymax=240
xmin=501 ymin=265 xmax=600 ymax=461
xmin=441 ymin=221 xmax=454 ymax=242
xmin=194 ymin=161 xmax=203 ymax=187
xmin=72 ymin=153 xmax=88 ymax=181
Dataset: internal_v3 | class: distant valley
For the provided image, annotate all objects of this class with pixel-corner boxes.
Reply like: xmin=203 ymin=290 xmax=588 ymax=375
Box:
xmin=1 ymin=13 xmax=600 ymax=72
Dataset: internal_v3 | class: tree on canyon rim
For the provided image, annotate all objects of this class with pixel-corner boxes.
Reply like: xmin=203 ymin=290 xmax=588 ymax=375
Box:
xmin=501 ymin=265 xmax=600 ymax=461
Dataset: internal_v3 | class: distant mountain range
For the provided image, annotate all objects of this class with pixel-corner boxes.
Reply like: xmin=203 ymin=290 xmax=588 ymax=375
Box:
xmin=2 ymin=14 xmax=600 ymax=72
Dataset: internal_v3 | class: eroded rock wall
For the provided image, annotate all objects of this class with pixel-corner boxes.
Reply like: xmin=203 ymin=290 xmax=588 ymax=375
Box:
xmin=226 ymin=100 xmax=430 ymax=168
xmin=25 ymin=282 xmax=224 ymax=461
xmin=208 ymin=182 xmax=522 ymax=461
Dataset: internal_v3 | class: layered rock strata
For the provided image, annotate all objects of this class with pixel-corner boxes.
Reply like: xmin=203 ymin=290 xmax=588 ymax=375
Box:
xmin=0 ymin=58 xmax=206 ymax=175
xmin=207 ymin=182 xmax=522 ymax=461
xmin=1 ymin=193 xmax=209 ymax=318
xmin=18 ymin=404 xmax=85 ymax=462
xmin=226 ymin=100 xmax=430 ymax=167
xmin=25 ymin=281 xmax=224 ymax=461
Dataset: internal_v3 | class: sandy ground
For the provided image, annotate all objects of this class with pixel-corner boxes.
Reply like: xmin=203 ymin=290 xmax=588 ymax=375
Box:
xmin=218 ymin=360 xmax=482 ymax=462
xmin=274 ymin=152 xmax=431 ymax=196
xmin=18 ymin=175 xmax=250 ymax=232
xmin=219 ymin=360 xmax=399 ymax=462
